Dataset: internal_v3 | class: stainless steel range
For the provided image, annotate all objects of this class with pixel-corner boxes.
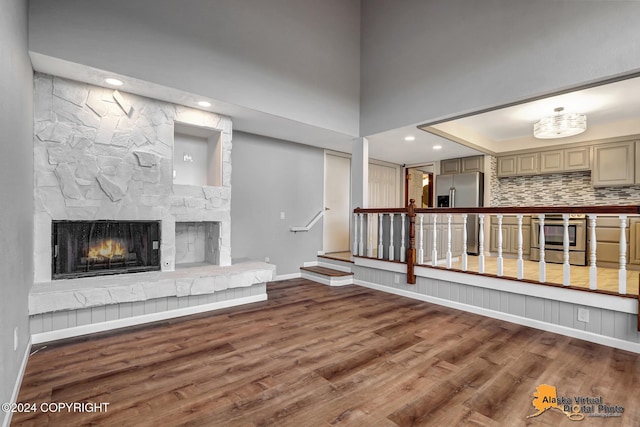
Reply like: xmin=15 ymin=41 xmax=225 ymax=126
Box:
xmin=530 ymin=214 xmax=587 ymax=266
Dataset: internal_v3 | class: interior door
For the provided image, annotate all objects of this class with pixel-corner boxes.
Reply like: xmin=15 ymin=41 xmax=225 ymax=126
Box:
xmin=324 ymin=154 xmax=351 ymax=253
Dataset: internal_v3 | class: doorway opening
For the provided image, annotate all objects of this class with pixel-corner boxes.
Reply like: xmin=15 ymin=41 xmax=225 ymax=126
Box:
xmin=405 ymin=166 xmax=434 ymax=208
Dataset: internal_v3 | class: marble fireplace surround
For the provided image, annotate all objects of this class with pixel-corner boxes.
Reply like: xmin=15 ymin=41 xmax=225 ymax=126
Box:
xmin=31 ymin=74 xmax=272 ymax=321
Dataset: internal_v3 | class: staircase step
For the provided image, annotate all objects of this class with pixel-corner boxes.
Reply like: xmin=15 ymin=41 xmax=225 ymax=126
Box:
xmin=300 ymin=266 xmax=354 ymax=287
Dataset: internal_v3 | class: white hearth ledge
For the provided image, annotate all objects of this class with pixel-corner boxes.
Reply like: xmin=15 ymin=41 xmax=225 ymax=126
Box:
xmin=29 ymin=261 xmax=274 ymax=315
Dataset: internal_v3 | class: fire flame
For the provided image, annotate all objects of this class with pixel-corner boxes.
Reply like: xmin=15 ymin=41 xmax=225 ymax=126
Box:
xmin=87 ymin=239 xmax=126 ymax=260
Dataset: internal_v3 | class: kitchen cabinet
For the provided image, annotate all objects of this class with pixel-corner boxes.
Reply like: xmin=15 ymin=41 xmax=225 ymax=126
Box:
xmin=592 ymin=140 xmax=635 ymax=187
xmin=461 ymin=156 xmax=484 ymax=173
xmin=539 ymin=147 xmax=591 ymax=174
xmin=497 ymin=156 xmax=517 ymax=177
xmin=497 ymin=154 xmax=539 ymax=177
xmin=517 ymin=153 xmax=539 ymax=175
xmin=441 ymin=158 xmax=461 ymax=175
xmin=629 ymin=217 xmax=640 ymax=265
xmin=489 ymin=216 xmax=531 ymax=255
xmin=564 ymin=146 xmax=590 ymax=171
xmin=440 ymin=155 xmax=484 ymax=175
xmin=539 ymin=150 xmax=564 ymax=174
xmin=593 ymin=216 xmax=630 ymax=264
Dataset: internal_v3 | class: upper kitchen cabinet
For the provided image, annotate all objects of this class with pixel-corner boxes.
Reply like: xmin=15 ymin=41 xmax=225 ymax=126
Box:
xmin=539 ymin=150 xmax=563 ymax=174
xmin=461 ymin=156 xmax=484 ymax=173
xmin=497 ymin=156 xmax=516 ymax=177
xmin=592 ymin=140 xmax=635 ymax=187
xmin=440 ymin=158 xmax=461 ymax=175
xmin=539 ymin=147 xmax=591 ymax=174
xmin=440 ymin=155 xmax=484 ymax=175
xmin=498 ymin=154 xmax=538 ymax=177
xmin=564 ymin=146 xmax=590 ymax=171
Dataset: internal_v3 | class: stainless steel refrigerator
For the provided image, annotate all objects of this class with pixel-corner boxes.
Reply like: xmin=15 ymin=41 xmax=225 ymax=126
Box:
xmin=435 ymin=172 xmax=484 ymax=254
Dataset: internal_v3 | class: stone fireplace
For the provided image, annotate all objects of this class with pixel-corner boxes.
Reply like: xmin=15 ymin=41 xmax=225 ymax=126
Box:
xmin=29 ymin=73 xmax=274 ymax=343
xmin=33 ymin=74 xmax=233 ymax=283
xmin=52 ymin=220 xmax=161 ymax=279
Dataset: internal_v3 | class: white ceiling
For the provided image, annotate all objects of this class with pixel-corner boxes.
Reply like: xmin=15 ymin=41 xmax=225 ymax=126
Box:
xmin=32 ymin=53 xmax=640 ymax=166
xmin=421 ymin=74 xmax=640 ymax=155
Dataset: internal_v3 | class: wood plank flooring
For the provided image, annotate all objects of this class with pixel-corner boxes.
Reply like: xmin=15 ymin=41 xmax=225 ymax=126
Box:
xmin=326 ymin=252 xmax=640 ymax=295
xmin=12 ymin=279 xmax=640 ymax=426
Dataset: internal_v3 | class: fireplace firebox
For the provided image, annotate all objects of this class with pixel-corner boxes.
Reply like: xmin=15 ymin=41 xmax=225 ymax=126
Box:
xmin=52 ymin=221 xmax=161 ymax=280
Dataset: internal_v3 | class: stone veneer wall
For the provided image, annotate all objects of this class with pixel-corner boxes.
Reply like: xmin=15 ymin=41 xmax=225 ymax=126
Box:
xmin=489 ymin=156 xmax=640 ymax=207
xmin=33 ymin=74 xmax=232 ymax=283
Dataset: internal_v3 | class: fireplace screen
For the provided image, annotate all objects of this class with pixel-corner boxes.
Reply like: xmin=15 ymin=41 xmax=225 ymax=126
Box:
xmin=52 ymin=221 xmax=161 ymax=279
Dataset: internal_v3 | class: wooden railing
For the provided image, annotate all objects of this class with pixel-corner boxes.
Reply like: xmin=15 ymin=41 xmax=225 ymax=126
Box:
xmin=353 ymin=202 xmax=640 ymax=294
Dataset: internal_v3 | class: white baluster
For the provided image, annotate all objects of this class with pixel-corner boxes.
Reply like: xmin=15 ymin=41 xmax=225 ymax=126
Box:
xmin=418 ymin=214 xmax=424 ymax=264
xmin=400 ymin=213 xmax=406 ymax=262
xmin=389 ymin=213 xmax=395 ymax=261
xmin=516 ymin=214 xmax=524 ymax=280
xmin=358 ymin=213 xmax=364 ymax=256
xmin=619 ymin=215 xmax=628 ymax=294
xmin=538 ymin=214 xmax=546 ymax=283
xmin=562 ymin=214 xmax=570 ymax=286
xmin=353 ymin=213 xmax=358 ymax=256
xmin=432 ymin=214 xmax=438 ymax=267
xmin=588 ymin=214 xmax=597 ymax=290
xmin=461 ymin=214 xmax=468 ymax=271
xmin=367 ymin=213 xmax=374 ymax=258
xmin=446 ymin=214 xmax=452 ymax=269
xmin=497 ymin=214 xmax=503 ymax=276
xmin=478 ymin=214 xmax=485 ymax=274
xmin=378 ymin=213 xmax=384 ymax=260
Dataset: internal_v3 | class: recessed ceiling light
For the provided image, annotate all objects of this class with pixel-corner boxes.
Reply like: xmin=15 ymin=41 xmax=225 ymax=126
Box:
xmin=197 ymin=101 xmax=211 ymax=108
xmin=404 ymin=136 xmax=415 ymax=141
xmin=104 ymin=78 xmax=123 ymax=87
xmin=433 ymin=145 xmax=442 ymax=150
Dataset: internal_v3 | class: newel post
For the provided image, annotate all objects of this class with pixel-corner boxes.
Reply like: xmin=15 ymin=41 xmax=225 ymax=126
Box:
xmin=407 ymin=199 xmax=417 ymax=285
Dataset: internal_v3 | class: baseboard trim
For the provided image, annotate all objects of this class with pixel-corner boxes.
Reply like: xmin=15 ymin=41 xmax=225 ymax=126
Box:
xmin=274 ymin=273 xmax=301 ymax=281
xmin=354 ymin=279 xmax=640 ymax=354
xmin=2 ymin=337 xmax=32 ymax=427
xmin=31 ymin=294 xmax=267 ymax=345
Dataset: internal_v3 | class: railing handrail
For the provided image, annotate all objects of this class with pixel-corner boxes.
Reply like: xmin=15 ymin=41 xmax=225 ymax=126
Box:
xmin=355 ymin=205 xmax=640 ymax=215
xmin=289 ymin=209 xmax=326 ymax=232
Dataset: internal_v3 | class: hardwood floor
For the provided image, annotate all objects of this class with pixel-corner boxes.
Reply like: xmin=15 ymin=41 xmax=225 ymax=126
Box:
xmin=325 ymin=252 xmax=640 ymax=295
xmin=12 ymin=279 xmax=640 ymax=426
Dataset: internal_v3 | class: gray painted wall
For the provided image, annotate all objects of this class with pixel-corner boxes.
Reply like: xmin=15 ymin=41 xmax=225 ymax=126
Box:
xmin=0 ymin=0 xmax=33 ymax=418
xmin=231 ymin=132 xmax=323 ymax=276
xmin=28 ymin=0 xmax=361 ymax=136
xmin=360 ymin=0 xmax=640 ymax=136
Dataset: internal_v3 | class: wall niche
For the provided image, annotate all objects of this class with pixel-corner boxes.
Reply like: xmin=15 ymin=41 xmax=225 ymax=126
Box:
xmin=173 ymin=122 xmax=222 ymax=187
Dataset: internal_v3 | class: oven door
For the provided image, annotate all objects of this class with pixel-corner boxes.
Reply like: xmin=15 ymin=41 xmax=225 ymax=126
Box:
xmin=530 ymin=219 xmax=587 ymax=265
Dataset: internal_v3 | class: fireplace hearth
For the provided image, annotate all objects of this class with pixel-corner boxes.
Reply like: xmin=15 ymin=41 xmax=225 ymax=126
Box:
xmin=52 ymin=221 xmax=161 ymax=279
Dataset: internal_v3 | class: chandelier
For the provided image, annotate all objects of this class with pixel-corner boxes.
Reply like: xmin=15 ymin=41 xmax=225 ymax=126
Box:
xmin=533 ymin=107 xmax=587 ymax=139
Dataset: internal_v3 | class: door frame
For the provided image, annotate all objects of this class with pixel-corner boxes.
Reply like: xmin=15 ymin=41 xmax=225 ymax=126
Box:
xmin=323 ymin=151 xmax=352 ymax=254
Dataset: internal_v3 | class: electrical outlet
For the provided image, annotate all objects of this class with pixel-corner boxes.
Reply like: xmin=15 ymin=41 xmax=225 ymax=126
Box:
xmin=280 ymin=212 xmax=285 ymax=220
xmin=14 ymin=327 xmax=18 ymax=351
xmin=265 ymin=257 xmax=270 ymax=263
xmin=394 ymin=274 xmax=400 ymax=284
xmin=577 ymin=308 xmax=589 ymax=323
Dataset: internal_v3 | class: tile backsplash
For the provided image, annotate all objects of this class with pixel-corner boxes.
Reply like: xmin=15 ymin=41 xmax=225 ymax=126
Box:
xmin=489 ymin=158 xmax=640 ymax=206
